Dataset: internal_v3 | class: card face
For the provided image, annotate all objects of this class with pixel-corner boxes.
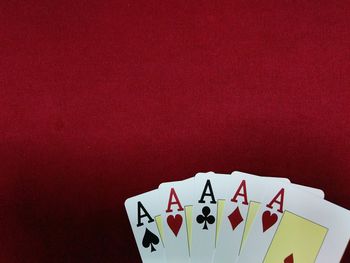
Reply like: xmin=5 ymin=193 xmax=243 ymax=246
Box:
xmin=237 ymin=183 xmax=350 ymax=263
xmin=263 ymin=210 xmax=327 ymax=263
xmin=191 ymin=172 xmax=229 ymax=263
xmin=158 ymin=178 xmax=194 ymax=262
xmin=125 ymin=190 xmax=166 ymax=263
xmin=213 ymin=171 xmax=291 ymax=263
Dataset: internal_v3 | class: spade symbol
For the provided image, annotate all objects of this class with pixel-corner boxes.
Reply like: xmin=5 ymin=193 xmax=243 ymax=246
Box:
xmin=142 ymin=228 xmax=160 ymax=252
xmin=196 ymin=206 xmax=215 ymax=230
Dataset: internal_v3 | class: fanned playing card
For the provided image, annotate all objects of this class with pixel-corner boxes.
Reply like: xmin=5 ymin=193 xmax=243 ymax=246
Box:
xmin=237 ymin=182 xmax=350 ymax=263
xmin=190 ymin=172 xmax=232 ymax=263
xmin=157 ymin=178 xmax=194 ymax=262
xmin=125 ymin=189 xmax=166 ymax=263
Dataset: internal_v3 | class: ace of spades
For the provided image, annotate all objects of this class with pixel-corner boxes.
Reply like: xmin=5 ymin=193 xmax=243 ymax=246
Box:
xmin=158 ymin=178 xmax=194 ymax=263
xmin=125 ymin=189 xmax=166 ymax=263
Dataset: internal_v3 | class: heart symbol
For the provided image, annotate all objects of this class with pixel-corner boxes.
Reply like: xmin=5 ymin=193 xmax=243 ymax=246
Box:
xmin=167 ymin=214 xmax=183 ymax=237
xmin=262 ymin=210 xmax=278 ymax=232
xmin=284 ymin=254 xmax=294 ymax=263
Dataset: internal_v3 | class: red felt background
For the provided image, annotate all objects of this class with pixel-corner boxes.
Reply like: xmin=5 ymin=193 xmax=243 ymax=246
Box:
xmin=1 ymin=0 xmax=350 ymax=262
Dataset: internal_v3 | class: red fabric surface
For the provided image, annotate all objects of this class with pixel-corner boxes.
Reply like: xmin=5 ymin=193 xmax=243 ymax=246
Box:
xmin=1 ymin=1 xmax=350 ymax=262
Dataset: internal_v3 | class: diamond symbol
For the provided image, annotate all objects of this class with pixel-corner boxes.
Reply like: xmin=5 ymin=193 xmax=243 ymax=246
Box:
xmin=284 ymin=254 xmax=294 ymax=263
xmin=227 ymin=207 xmax=243 ymax=231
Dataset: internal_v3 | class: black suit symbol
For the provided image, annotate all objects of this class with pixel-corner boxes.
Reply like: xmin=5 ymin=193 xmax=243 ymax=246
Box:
xmin=196 ymin=206 xmax=215 ymax=230
xmin=142 ymin=228 xmax=160 ymax=252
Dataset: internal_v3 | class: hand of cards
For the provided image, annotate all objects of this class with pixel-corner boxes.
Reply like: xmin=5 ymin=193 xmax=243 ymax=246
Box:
xmin=125 ymin=171 xmax=350 ymax=263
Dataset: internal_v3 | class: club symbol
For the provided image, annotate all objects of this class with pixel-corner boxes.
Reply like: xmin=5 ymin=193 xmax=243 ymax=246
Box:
xmin=196 ymin=206 xmax=215 ymax=230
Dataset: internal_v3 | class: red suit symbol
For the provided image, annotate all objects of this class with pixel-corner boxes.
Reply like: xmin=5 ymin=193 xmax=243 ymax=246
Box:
xmin=228 ymin=207 xmax=244 ymax=231
xmin=284 ymin=253 xmax=294 ymax=263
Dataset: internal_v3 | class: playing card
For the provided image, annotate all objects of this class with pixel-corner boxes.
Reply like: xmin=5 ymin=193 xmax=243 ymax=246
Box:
xmin=237 ymin=182 xmax=350 ymax=263
xmin=125 ymin=190 xmax=166 ymax=263
xmin=190 ymin=172 xmax=231 ymax=263
xmin=158 ymin=178 xmax=194 ymax=262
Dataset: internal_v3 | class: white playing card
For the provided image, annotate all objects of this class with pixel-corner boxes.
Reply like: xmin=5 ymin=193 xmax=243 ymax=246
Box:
xmin=158 ymin=178 xmax=194 ymax=263
xmin=125 ymin=189 xmax=167 ymax=263
xmin=237 ymin=182 xmax=350 ymax=263
xmin=190 ymin=172 xmax=231 ymax=263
